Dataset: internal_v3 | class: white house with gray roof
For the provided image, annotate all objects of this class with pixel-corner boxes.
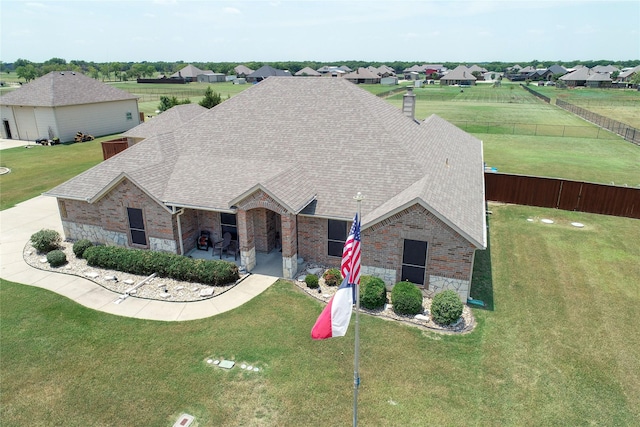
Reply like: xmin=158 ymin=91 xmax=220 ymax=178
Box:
xmin=45 ymin=77 xmax=486 ymax=301
xmin=0 ymin=71 xmax=140 ymax=142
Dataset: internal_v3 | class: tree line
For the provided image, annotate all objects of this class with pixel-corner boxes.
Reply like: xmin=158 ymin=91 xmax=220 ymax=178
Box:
xmin=2 ymin=57 xmax=639 ymax=83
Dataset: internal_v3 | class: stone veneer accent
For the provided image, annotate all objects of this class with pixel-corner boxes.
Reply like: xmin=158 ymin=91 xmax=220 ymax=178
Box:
xmin=242 ymin=247 xmax=256 ymax=271
xmin=282 ymin=253 xmax=298 ymax=279
xmin=62 ymin=221 xmax=128 ymax=246
xmin=360 ymin=265 xmax=397 ymax=288
xmin=428 ymin=275 xmax=470 ymax=302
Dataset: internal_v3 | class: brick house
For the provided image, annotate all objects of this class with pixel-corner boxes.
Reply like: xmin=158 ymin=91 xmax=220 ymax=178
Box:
xmin=45 ymin=77 xmax=486 ymax=301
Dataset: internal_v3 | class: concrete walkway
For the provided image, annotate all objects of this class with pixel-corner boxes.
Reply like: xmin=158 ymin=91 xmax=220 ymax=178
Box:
xmin=0 ymin=196 xmax=277 ymax=321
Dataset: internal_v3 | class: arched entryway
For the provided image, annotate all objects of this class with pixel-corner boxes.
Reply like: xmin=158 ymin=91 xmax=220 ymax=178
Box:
xmin=234 ymin=190 xmax=299 ymax=279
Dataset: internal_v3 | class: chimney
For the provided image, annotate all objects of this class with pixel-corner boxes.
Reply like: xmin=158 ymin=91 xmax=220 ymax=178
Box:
xmin=402 ymin=86 xmax=416 ymax=120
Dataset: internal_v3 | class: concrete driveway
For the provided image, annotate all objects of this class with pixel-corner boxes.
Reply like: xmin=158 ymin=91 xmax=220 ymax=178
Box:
xmin=0 ymin=195 xmax=276 ymax=321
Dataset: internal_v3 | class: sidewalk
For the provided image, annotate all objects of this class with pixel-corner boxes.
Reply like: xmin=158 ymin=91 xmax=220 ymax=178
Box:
xmin=0 ymin=196 xmax=276 ymax=321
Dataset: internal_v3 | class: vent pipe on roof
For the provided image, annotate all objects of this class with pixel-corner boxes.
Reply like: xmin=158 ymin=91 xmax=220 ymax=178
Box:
xmin=402 ymin=86 xmax=416 ymax=121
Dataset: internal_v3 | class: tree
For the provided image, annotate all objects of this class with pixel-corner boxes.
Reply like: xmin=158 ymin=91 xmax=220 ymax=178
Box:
xmin=100 ymin=64 xmax=111 ymax=81
xmin=158 ymin=96 xmax=191 ymax=113
xmin=16 ymin=64 xmax=38 ymax=82
xmin=199 ymin=86 xmax=222 ymax=109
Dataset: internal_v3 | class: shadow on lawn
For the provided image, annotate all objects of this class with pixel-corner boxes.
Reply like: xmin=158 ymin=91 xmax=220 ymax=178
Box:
xmin=469 ymin=213 xmax=494 ymax=311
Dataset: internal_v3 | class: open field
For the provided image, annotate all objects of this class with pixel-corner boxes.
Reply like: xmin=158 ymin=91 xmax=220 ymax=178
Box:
xmin=2 ymin=204 xmax=639 ymax=426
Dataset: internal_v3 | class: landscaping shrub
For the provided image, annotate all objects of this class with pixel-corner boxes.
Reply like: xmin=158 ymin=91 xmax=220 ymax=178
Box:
xmin=322 ymin=268 xmax=342 ymax=286
xmin=359 ymin=275 xmax=387 ymax=310
xmin=46 ymin=249 xmax=67 ymax=267
xmin=305 ymin=274 xmax=319 ymax=289
xmin=391 ymin=281 xmax=423 ymax=315
xmin=30 ymin=229 xmax=61 ymax=253
xmin=83 ymin=245 xmax=239 ymax=285
xmin=431 ymin=290 xmax=464 ymax=326
xmin=72 ymin=239 xmax=93 ymax=259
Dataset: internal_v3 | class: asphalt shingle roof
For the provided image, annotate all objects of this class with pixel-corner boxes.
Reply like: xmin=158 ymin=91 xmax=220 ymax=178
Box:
xmin=0 ymin=71 xmax=138 ymax=107
xmin=46 ymin=77 xmax=486 ymax=248
xmin=122 ymin=104 xmax=208 ymax=140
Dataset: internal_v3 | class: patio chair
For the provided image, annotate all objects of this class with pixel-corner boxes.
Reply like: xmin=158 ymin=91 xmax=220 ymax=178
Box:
xmin=197 ymin=230 xmax=211 ymax=251
xmin=214 ymin=232 xmax=232 ymax=259
xmin=226 ymin=239 xmax=240 ymax=261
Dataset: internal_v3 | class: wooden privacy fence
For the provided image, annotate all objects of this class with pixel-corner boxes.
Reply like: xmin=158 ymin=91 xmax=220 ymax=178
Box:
xmin=101 ymin=138 xmax=129 ymax=160
xmin=485 ymin=173 xmax=640 ymax=219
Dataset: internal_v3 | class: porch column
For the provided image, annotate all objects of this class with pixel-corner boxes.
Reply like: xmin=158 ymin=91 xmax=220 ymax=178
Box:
xmin=237 ymin=209 xmax=256 ymax=271
xmin=280 ymin=213 xmax=298 ymax=279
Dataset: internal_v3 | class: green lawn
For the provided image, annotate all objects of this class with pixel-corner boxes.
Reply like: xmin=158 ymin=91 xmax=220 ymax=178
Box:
xmin=0 ymin=137 xmax=107 ymax=210
xmin=2 ymin=204 xmax=638 ymax=426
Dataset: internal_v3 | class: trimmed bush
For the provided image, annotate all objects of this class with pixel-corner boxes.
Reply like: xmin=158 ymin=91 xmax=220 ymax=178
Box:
xmin=73 ymin=239 xmax=94 ymax=259
xmin=46 ymin=249 xmax=67 ymax=267
xmin=359 ymin=276 xmax=387 ymax=310
xmin=30 ymin=229 xmax=61 ymax=253
xmin=431 ymin=290 xmax=464 ymax=326
xmin=322 ymin=268 xmax=341 ymax=287
xmin=83 ymin=245 xmax=239 ymax=285
xmin=305 ymin=274 xmax=319 ymax=289
xmin=391 ymin=281 xmax=423 ymax=315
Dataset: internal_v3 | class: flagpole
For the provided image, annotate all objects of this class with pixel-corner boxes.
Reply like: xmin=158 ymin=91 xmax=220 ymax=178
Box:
xmin=353 ymin=191 xmax=364 ymax=427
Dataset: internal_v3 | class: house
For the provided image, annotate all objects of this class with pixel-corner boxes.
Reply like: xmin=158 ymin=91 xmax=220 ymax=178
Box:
xmin=294 ymin=67 xmax=321 ymax=77
xmin=44 ymin=77 xmax=486 ymax=301
xmin=0 ymin=71 xmax=140 ymax=142
xmin=316 ymin=66 xmax=347 ymax=77
xmin=559 ymin=67 xmax=612 ymax=87
xmin=618 ymin=65 xmax=640 ymax=84
xmin=234 ymin=65 xmax=254 ymax=78
xmin=170 ymin=65 xmax=212 ymax=82
xmin=439 ymin=65 xmax=477 ymax=86
xmin=246 ymin=65 xmax=292 ymax=82
xmin=547 ymin=64 xmax=567 ymax=76
xmin=343 ymin=68 xmax=382 ymax=84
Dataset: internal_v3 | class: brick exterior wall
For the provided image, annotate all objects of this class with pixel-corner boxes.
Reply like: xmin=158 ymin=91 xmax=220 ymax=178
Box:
xmin=60 ymin=178 xmax=176 ymax=250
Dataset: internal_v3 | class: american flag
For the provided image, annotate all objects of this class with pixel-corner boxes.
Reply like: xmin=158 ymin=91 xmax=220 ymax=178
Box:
xmin=340 ymin=213 xmax=361 ymax=286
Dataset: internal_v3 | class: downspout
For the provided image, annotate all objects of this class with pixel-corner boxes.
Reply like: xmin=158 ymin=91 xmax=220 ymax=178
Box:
xmin=174 ymin=207 xmax=185 ymax=255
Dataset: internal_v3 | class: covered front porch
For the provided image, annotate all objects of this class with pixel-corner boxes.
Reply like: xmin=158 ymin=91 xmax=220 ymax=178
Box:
xmin=187 ymin=245 xmax=285 ymax=278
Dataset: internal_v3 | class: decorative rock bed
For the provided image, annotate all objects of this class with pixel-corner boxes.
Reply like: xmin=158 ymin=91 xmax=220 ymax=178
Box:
xmin=23 ymin=240 xmax=243 ymax=302
xmin=294 ymin=263 xmax=476 ymax=334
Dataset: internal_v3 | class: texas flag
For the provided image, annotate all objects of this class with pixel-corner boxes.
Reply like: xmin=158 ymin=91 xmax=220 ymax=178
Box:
xmin=311 ymin=214 xmax=361 ymax=340
xmin=311 ymin=276 xmax=354 ymax=339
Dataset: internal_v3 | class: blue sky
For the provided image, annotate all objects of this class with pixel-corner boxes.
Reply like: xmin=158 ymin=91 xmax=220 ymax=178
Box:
xmin=1 ymin=0 xmax=638 ymax=64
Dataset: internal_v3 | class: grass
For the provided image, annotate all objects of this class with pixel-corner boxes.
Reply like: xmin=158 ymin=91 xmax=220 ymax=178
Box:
xmin=2 ymin=204 xmax=639 ymax=426
xmin=481 ymin=134 xmax=640 ymax=186
xmin=0 ymin=137 xmax=106 ymax=210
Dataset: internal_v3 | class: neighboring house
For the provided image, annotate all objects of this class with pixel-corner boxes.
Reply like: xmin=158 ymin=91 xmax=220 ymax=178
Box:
xmin=44 ymin=77 xmax=486 ymax=302
xmin=0 ymin=71 xmax=140 ymax=142
xmin=197 ymin=73 xmax=226 ymax=83
xmin=294 ymin=67 xmax=321 ymax=76
xmin=343 ymin=68 xmax=381 ymax=84
xmin=316 ymin=66 xmax=347 ymax=77
xmin=592 ymin=64 xmax=619 ymax=74
xmin=440 ymin=65 xmax=477 ymax=86
xmin=547 ymin=64 xmax=567 ymax=76
xmin=246 ymin=65 xmax=292 ymax=82
xmin=586 ymin=72 xmax=613 ymax=88
xmin=121 ymin=104 xmax=208 ymax=146
xmin=618 ymin=65 xmax=640 ymax=83
xmin=559 ymin=67 xmax=612 ymax=87
xmin=527 ymin=69 xmax=553 ymax=81
xmin=234 ymin=65 xmax=254 ymax=78
xmin=170 ymin=65 xmax=212 ymax=82
xmin=377 ymin=65 xmax=396 ymax=76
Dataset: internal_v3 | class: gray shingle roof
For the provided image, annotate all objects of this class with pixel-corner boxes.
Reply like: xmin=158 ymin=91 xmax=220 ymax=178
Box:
xmin=122 ymin=104 xmax=208 ymax=140
xmin=441 ymin=65 xmax=477 ymax=81
xmin=295 ymin=67 xmax=321 ymax=76
xmin=170 ymin=64 xmax=210 ymax=78
xmin=0 ymin=71 xmax=138 ymax=107
xmin=46 ymin=77 xmax=486 ymax=248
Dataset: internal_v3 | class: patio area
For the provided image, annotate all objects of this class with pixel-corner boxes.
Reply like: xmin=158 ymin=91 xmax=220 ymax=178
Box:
xmin=187 ymin=246 xmax=285 ymax=278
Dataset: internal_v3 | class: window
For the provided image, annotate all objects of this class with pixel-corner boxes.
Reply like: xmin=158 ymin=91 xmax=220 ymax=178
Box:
xmin=127 ymin=207 xmax=147 ymax=246
xmin=401 ymin=239 xmax=428 ymax=286
xmin=327 ymin=219 xmax=347 ymax=257
xmin=126 ymin=111 xmax=133 ymax=120
xmin=220 ymin=213 xmax=237 ymax=241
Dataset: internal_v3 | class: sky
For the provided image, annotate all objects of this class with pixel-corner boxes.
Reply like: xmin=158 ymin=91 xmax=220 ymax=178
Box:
xmin=1 ymin=0 xmax=639 ymax=64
